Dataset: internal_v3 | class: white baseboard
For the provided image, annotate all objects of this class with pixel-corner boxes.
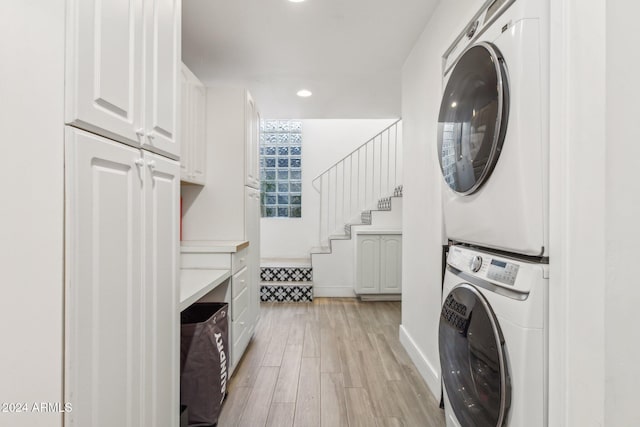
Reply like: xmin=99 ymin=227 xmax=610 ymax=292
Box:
xmin=312 ymin=286 xmax=356 ymax=298
xmin=399 ymin=324 xmax=441 ymax=400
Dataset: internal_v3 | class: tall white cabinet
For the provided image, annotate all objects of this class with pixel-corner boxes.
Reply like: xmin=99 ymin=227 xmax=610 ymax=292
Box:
xmin=63 ymin=1 xmax=181 ymax=425
xmin=181 ymin=86 xmax=261 ymax=369
xmin=65 ymin=129 xmax=180 ymax=426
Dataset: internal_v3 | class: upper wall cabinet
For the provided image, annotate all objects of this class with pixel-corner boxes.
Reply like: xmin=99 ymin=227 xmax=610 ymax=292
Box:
xmin=180 ymin=64 xmax=206 ymax=185
xmin=65 ymin=0 xmax=181 ymax=160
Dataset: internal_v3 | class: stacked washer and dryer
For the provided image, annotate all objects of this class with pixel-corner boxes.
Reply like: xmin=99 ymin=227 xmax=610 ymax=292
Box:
xmin=436 ymin=0 xmax=549 ymax=426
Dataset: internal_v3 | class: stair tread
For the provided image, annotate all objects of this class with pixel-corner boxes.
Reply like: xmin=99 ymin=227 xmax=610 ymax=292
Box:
xmin=260 ymin=281 xmax=313 ymax=286
xmin=310 ymin=246 xmax=331 ymax=254
xmin=328 ymin=234 xmax=350 ymax=240
xmin=261 ymin=258 xmax=311 ymax=268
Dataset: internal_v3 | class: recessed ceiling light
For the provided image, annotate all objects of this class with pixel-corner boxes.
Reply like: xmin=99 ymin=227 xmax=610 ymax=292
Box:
xmin=297 ymin=89 xmax=312 ymax=97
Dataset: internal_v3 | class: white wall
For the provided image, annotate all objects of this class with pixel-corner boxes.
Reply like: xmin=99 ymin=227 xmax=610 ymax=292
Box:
xmin=0 ymin=2 xmax=65 ymax=426
xmin=399 ymin=0 xmax=484 ymax=397
xmin=548 ymin=0 xmax=606 ymax=425
xmin=604 ymin=1 xmax=640 ymax=425
xmin=260 ymin=119 xmax=396 ymax=259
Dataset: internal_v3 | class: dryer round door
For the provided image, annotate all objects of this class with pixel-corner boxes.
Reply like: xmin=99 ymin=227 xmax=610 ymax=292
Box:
xmin=437 ymin=42 xmax=509 ymax=195
xmin=439 ymin=283 xmax=511 ymax=427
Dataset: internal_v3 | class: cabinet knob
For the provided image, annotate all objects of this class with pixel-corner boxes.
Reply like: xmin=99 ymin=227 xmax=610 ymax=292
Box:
xmin=135 ymin=128 xmax=144 ymax=137
xmin=147 ymin=160 xmax=156 ymax=170
xmin=134 ymin=158 xmax=145 ymax=167
xmin=146 ymin=132 xmax=155 ymax=142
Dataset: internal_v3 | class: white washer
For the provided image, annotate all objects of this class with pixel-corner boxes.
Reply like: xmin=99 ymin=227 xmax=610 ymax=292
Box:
xmin=438 ymin=0 xmax=549 ymax=257
xmin=439 ymin=245 xmax=548 ymax=427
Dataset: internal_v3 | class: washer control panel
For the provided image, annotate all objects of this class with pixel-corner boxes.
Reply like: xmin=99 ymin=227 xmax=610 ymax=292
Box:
xmin=486 ymin=259 xmax=519 ymax=286
xmin=448 ymin=246 xmax=519 ymax=287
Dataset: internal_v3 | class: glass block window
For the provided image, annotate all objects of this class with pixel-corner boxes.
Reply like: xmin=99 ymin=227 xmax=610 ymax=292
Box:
xmin=260 ymin=120 xmax=302 ymax=218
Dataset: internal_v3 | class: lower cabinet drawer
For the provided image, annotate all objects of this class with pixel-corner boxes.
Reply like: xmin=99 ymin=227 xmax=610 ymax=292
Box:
xmin=231 ymin=308 xmax=251 ymax=367
xmin=231 ymin=266 xmax=248 ymax=299
xmin=232 ymin=285 xmax=248 ymax=322
xmin=231 ymin=247 xmax=248 ymax=274
xmin=232 ymin=309 xmax=248 ymax=347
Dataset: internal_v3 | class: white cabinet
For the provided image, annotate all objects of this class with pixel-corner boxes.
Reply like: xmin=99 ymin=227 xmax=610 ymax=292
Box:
xmin=355 ymin=233 xmax=402 ymax=295
xmin=245 ymin=187 xmax=261 ymax=334
xmin=379 ymin=235 xmax=402 ymax=293
xmin=245 ymin=92 xmax=260 ymax=189
xmin=179 ymin=242 xmax=253 ymax=373
xmin=180 ymin=63 xmax=206 ymax=185
xmin=180 ymin=86 xmax=261 ymax=369
xmin=231 ymin=265 xmax=251 ymax=367
xmin=65 ymin=128 xmax=179 ymax=427
xmin=142 ymin=151 xmax=180 ymax=427
xmin=66 ymin=0 xmax=181 ymax=159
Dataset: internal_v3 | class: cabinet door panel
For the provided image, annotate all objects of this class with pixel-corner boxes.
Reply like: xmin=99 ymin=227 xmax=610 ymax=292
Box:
xmin=245 ymin=92 xmax=259 ymax=188
xmin=65 ymin=128 xmax=143 ymax=427
xmin=143 ymin=0 xmax=180 ymax=158
xmin=143 ymin=152 xmax=179 ymax=427
xmin=356 ymin=236 xmax=380 ymax=294
xmin=66 ymin=0 xmax=143 ymax=146
xmin=380 ymin=235 xmax=402 ymax=293
xmin=179 ymin=66 xmax=191 ymax=180
xmin=191 ymin=83 xmax=207 ymax=183
xmin=245 ymin=188 xmax=261 ymax=329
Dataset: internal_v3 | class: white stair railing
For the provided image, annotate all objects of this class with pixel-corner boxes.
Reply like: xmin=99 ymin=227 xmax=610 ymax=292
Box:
xmin=312 ymin=119 xmax=403 ymax=247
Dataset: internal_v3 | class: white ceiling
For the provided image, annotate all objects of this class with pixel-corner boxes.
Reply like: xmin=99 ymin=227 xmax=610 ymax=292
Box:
xmin=182 ymin=0 xmax=439 ymax=119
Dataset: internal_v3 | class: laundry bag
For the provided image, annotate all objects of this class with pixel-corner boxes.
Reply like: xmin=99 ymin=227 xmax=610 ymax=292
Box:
xmin=180 ymin=302 xmax=229 ymax=426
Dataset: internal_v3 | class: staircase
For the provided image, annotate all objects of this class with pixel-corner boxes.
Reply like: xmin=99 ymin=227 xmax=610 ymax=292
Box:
xmin=310 ymin=185 xmax=403 ymax=297
xmin=261 ymin=120 xmax=403 ymax=300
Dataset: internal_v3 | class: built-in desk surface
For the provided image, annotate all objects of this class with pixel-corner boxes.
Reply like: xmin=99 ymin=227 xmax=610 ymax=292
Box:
xmin=179 ymin=268 xmax=230 ymax=311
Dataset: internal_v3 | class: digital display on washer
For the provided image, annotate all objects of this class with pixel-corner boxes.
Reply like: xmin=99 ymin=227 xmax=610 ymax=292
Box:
xmin=487 ymin=259 xmax=518 ymax=286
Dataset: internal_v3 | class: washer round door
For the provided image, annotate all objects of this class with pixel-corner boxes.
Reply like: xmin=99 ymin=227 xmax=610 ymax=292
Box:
xmin=439 ymin=284 xmax=511 ymax=427
xmin=437 ymin=42 xmax=509 ymax=195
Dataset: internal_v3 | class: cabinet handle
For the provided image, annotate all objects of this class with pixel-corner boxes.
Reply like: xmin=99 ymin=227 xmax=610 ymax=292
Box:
xmin=134 ymin=158 xmax=145 ymax=167
xmin=147 ymin=160 xmax=156 ymax=170
xmin=135 ymin=128 xmax=145 ymax=138
xmin=146 ymin=132 xmax=155 ymax=141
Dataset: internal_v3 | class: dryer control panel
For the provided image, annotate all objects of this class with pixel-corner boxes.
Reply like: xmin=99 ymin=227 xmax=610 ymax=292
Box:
xmin=448 ymin=246 xmax=519 ymax=287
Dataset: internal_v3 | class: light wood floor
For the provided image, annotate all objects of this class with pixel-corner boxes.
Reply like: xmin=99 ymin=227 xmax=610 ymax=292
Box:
xmin=218 ymin=298 xmax=445 ymax=427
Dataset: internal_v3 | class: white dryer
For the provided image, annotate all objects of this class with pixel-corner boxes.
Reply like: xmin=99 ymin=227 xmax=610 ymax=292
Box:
xmin=438 ymin=0 xmax=549 ymax=257
xmin=439 ymin=245 xmax=548 ymax=427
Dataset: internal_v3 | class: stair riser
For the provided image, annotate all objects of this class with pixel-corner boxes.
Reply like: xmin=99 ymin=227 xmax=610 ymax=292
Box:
xmin=260 ymin=266 xmax=313 ymax=282
xmin=260 ymin=284 xmax=313 ymax=302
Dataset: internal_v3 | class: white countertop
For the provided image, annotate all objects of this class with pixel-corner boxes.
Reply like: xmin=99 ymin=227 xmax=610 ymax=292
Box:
xmin=354 ymin=228 xmax=402 ymax=235
xmin=179 ymin=268 xmax=230 ymax=311
xmin=180 ymin=240 xmax=249 ymax=253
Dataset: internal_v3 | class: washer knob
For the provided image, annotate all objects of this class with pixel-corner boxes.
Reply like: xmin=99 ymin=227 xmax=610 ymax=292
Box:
xmin=470 ymin=255 xmax=483 ymax=272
